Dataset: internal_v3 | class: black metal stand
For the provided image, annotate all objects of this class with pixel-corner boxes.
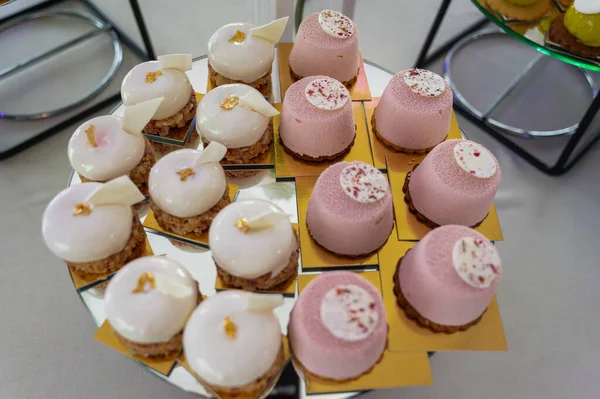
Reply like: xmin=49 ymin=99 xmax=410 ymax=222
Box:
xmin=414 ymin=0 xmax=600 ymax=176
xmin=0 ymin=0 xmax=154 ymax=160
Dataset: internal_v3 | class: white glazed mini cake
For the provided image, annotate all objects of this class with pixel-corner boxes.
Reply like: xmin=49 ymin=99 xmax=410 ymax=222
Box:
xmin=42 ymin=176 xmax=147 ymax=277
xmin=208 ymin=17 xmax=288 ymax=96
xmin=209 ymin=199 xmax=298 ymax=291
xmin=148 ymin=143 xmax=230 ymax=235
xmin=183 ymin=291 xmax=285 ymax=396
xmin=121 ymin=54 xmax=196 ymax=137
xmin=68 ymin=98 xmax=163 ymax=195
xmin=196 ymin=83 xmax=279 ymax=168
xmin=105 ymin=256 xmax=200 ymax=358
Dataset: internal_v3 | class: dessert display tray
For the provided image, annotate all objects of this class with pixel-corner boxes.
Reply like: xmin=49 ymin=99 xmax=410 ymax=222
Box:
xmin=69 ymin=55 xmax=506 ymax=399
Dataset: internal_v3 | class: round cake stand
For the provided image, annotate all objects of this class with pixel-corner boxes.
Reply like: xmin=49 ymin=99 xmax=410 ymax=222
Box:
xmin=415 ymin=0 xmax=600 ymax=175
xmin=71 ymin=55 xmax=397 ymax=399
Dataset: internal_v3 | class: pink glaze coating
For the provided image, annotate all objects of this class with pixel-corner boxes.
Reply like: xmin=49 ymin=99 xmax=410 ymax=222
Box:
xmin=280 ymin=76 xmax=355 ymax=158
xmin=289 ymin=271 xmax=387 ymax=380
xmin=398 ymin=225 xmax=501 ymax=326
xmin=306 ymin=162 xmax=393 ymax=256
xmin=408 ymin=139 xmax=500 ymax=226
xmin=289 ymin=12 xmax=360 ymax=83
xmin=374 ymin=69 xmax=453 ymax=150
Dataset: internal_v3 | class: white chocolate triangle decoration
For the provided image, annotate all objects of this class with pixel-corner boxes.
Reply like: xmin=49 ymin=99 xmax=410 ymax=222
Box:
xmin=249 ymin=17 xmax=289 ymax=44
xmin=157 ymin=53 xmax=193 ymax=71
xmin=246 ymin=293 xmax=284 ymax=312
xmin=123 ymin=97 xmax=164 ymax=135
xmin=86 ymin=176 xmax=145 ymax=207
xmin=239 ymin=90 xmax=279 ymax=117
xmin=245 ymin=210 xmax=290 ymax=231
xmin=194 ymin=142 xmax=228 ymax=166
xmin=154 ymin=271 xmax=195 ymax=298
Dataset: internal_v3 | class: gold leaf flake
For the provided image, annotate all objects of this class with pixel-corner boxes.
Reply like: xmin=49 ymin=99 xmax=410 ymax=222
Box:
xmin=85 ymin=125 xmax=98 ymax=147
xmin=73 ymin=203 xmax=92 ymax=216
xmin=131 ymin=272 xmax=156 ymax=294
xmin=223 ymin=316 xmax=237 ymax=339
xmin=234 ymin=217 xmax=250 ymax=233
xmin=145 ymin=70 xmax=163 ymax=83
xmin=176 ymin=168 xmax=196 ymax=181
xmin=220 ymin=95 xmax=239 ymax=110
xmin=228 ymin=30 xmax=246 ymax=44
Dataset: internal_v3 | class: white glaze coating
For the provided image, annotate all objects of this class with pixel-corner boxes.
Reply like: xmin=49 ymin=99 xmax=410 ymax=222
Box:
xmin=209 ymin=200 xmax=296 ymax=279
xmin=574 ymin=0 xmax=600 ymax=14
xmin=320 ymin=284 xmax=379 ymax=342
xmin=208 ymin=22 xmax=275 ymax=83
xmin=105 ymin=256 xmax=198 ymax=343
xmin=149 ymin=149 xmax=226 ymax=218
xmin=304 ymin=77 xmax=349 ymax=111
xmin=403 ymin=68 xmax=446 ymax=97
xmin=183 ymin=291 xmax=282 ymax=387
xmin=68 ymin=116 xmax=145 ymax=181
xmin=453 ymin=141 xmax=497 ymax=178
xmin=452 ymin=237 xmax=502 ymax=289
xmin=339 ymin=162 xmax=388 ymax=204
xmin=121 ymin=61 xmax=192 ymax=120
xmin=42 ymin=183 xmax=133 ymax=263
xmin=318 ymin=10 xmax=355 ymax=39
xmin=196 ymin=84 xmax=270 ymax=149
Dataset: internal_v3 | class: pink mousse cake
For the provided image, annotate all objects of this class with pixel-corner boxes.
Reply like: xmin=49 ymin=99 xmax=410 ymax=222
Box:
xmin=373 ymin=68 xmax=453 ymax=153
xmin=306 ymin=161 xmax=393 ymax=256
xmin=289 ymin=271 xmax=387 ymax=380
xmin=395 ymin=225 xmax=502 ymax=332
xmin=405 ymin=139 xmax=500 ymax=227
xmin=289 ymin=10 xmax=360 ymax=85
xmin=280 ymin=76 xmax=355 ymax=161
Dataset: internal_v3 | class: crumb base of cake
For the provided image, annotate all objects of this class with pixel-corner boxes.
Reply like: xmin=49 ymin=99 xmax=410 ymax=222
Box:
xmin=79 ymin=138 xmax=156 ymax=196
xmin=195 ymin=339 xmax=286 ymax=397
xmin=486 ymin=0 xmax=550 ymax=21
xmin=279 ymin=125 xmax=356 ymax=163
xmin=143 ymin=92 xmax=197 ymax=137
xmin=225 ymin=170 xmax=261 ymax=179
xmin=306 ymin=218 xmax=393 ymax=259
xmin=289 ymin=66 xmax=359 ymax=88
xmin=202 ymin=121 xmax=273 ymax=165
xmin=208 ymin=62 xmax=271 ymax=97
xmin=150 ymin=188 xmax=230 ymax=235
xmin=67 ymin=214 xmax=146 ymax=276
xmin=393 ymin=251 xmax=486 ymax=334
xmin=215 ymin=234 xmax=299 ymax=290
xmin=548 ymin=15 xmax=600 ymax=60
xmin=288 ymin=330 xmax=388 ymax=383
xmin=371 ymin=113 xmax=446 ymax=155
xmin=114 ymin=283 xmax=202 ymax=358
xmin=402 ymin=164 xmax=487 ymax=229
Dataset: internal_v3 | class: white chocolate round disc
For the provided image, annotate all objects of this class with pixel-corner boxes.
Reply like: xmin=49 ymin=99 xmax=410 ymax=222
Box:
xmin=320 ymin=284 xmax=379 ymax=342
xmin=42 ymin=183 xmax=133 ymax=263
xmin=304 ymin=77 xmax=349 ymax=111
xmin=574 ymin=0 xmax=600 ymax=14
xmin=208 ymin=22 xmax=275 ymax=83
xmin=149 ymin=149 xmax=227 ymax=218
xmin=339 ymin=162 xmax=388 ymax=203
xmin=183 ymin=291 xmax=282 ymax=387
xmin=105 ymin=256 xmax=198 ymax=343
xmin=121 ymin=61 xmax=192 ymax=120
xmin=209 ymin=200 xmax=297 ymax=279
xmin=452 ymin=236 xmax=502 ymax=289
xmin=453 ymin=141 xmax=497 ymax=178
xmin=318 ymin=10 xmax=355 ymax=39
xmin=68 ymin=116 xmax=145 ymax=182
xmin=403 ymin=69 xmax=446 ymax=97
xmin=196 ymin=84 xmax=270 ymax=149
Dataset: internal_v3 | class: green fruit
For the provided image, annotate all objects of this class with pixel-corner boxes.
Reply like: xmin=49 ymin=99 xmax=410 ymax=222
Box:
xmin=564 ymin=6 xmax=600 ymax=47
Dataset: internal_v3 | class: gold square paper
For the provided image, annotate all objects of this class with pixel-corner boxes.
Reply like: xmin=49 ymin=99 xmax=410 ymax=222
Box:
xmin=295 ymin=176 xmax=379 ymax=270
xmin=143 ymin=184 xmax=239 ymax=248
xmin=277 ymin=43 xmax=371 ymax=101
xmin=363 ymin=98 xmax=463 ymax=171
xmin=274 ymin=103 xmax=374 ymax=180
xmin=69 ymin=237 xmax=153 ymax=291
xmin=94 ymin=320 xmax=178 ymax=376
xmin=379 ymin=237 xmax=508 ymax=352
xmin=296 ymin=272 xmax=432 ymax=394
